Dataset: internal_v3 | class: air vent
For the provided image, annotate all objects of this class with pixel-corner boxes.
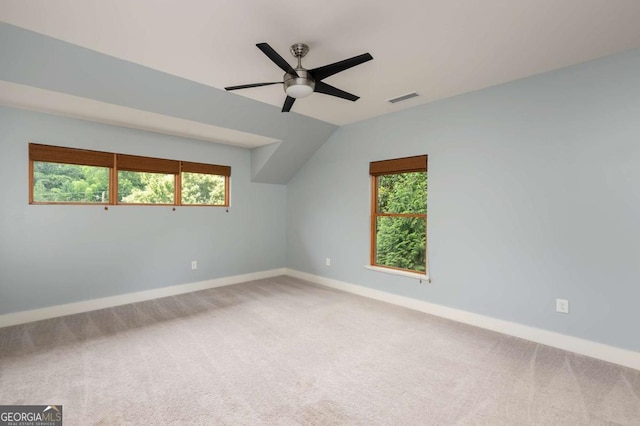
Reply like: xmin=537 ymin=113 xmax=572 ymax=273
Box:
xmin=387 ymin=92 xmax=420 ymax=104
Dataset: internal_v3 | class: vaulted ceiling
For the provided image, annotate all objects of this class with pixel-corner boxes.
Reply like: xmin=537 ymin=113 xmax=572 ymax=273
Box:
xmin=2 ymin=0 xmax=640 ymax=182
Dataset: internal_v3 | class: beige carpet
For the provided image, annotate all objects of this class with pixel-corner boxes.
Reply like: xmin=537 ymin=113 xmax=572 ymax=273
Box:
xmin=0 ymin=276 xmax=639 ymax=425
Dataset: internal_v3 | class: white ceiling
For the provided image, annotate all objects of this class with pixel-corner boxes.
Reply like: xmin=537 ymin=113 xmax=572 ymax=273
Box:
xmin=2 ymin=0 xmax=640 ymax=126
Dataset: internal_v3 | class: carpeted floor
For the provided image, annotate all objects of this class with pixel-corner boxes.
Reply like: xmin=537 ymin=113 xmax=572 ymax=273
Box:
xmin=0 ymin=276 xmax=639 ymax=425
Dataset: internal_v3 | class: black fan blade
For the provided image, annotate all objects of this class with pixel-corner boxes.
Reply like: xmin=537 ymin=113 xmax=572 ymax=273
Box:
xmin=282 ymin=96 xmax=296 ymax=112
xmin=310 ymin=53 xmax=373 ymax=81
xmin=225 ymin=82 xmax=282 ymax=91
xmin=256 ymin=43 xmax=298 ymax=77
xmin=314 ymin=81 xmax=359 ymax=101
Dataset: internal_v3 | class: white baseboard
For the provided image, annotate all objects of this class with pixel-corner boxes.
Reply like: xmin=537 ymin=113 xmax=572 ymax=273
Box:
xmin=0 ymin=268 xmax=286 ymax=328
xmin=285 ymin=268 xmax=640 ymax=371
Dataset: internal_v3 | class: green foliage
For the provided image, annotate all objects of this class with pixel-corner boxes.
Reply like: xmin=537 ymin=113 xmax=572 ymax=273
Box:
xmin=33 ymin=162 xmax=225 ymax=205
xmin=376 ymin=172 xmax=427 ymax=272
xmin=376 ymin=216 xmax=426 ymax=272
xmin=378 ymin=172 xmax=427 ymax=213
xmin=116 ymin=170 xmax=143 ymax=201
xmin=182 ymin=172 xmax=225 ymax=205
xmin=33 ymin=162 xmax=109 ymax=202
xmin=118 ymin=171 xmax=174 ymax=204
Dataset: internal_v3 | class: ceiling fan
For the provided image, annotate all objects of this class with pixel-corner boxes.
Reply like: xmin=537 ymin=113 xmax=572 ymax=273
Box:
xmin=225 ymin=43 xmax=373 ymax=112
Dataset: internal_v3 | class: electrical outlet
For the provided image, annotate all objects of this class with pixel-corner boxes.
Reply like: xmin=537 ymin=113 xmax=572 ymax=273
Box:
xmin=325 ymin=258 xmax=331 ymax=267
xmin=191 ymin=261 xmax=197 ymax=270
xmin=556 ymin=298 xmax=569 ymax=314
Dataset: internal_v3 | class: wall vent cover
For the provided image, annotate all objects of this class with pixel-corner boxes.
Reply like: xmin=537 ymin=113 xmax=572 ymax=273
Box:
xmin=387 ymin=92 xmax=420 ymax=104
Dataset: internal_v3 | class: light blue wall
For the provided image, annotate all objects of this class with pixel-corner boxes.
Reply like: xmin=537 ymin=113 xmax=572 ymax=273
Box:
xmin=286 ymin=48 xmax=640 ymax=351
xmin=0 ymin=107 xmax=286 ymax=315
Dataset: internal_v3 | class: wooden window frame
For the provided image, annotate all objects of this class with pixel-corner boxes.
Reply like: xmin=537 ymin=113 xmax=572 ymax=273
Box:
xmin=370 ymin=155 xmax=428 ymax=274
xmin=29 ymin=143 xmax=231 ymax=207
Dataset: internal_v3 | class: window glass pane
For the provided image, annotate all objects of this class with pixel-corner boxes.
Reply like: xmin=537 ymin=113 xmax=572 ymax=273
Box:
xmin=181 ymin=172 xmax=226 ymax=205
xmin=33 ymin=161 xmax=109 ymax=203
xmin=376 ymin=216 xmax=426 ymax=272
xmin=377 ymin=172 xmax=427 ymax=214
xmin=118 ymin=171 xmax=174 ymax=204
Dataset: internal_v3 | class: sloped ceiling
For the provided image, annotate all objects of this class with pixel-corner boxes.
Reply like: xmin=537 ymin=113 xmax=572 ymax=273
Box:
xmin=0 ymin=23 xmax=337 ymax=184
xmin=2 ymin=0 xmax=640 ymax=183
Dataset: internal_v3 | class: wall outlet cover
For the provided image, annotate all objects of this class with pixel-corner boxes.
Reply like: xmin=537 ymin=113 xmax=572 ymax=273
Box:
xmin=556 ymin=298 xmax=569 ymax=314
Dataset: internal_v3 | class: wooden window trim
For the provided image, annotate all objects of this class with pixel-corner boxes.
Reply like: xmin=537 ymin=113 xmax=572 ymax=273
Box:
xmin=28 ymin=158 xmax=34 ymax=204
xmin=116 ymin=203 xmax=176 ymax=206
xmin=370 ymin=176 xmax=378 ymax=266
xmin=370 ymin=155 xmax=428 ymax=274
xmin=110 ymin=154 xmax=118 ymax=205
xmin=175 ymin=171 xmax=182 ymax=206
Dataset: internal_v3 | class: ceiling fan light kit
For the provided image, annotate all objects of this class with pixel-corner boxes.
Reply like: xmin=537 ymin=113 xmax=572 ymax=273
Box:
xmin=284 ymin=70 xmax=315 ymax=99
xmin=225 ymin=42 xmax=373 ymax=112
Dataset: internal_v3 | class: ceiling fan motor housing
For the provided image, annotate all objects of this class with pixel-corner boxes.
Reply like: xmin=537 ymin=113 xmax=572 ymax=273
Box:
xmin=284 ymin=69 xmax=315 ymax=98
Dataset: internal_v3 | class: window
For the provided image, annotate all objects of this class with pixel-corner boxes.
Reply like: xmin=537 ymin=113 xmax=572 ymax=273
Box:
xmin=118 ymin=171 xmax=175 ymax=204
xmin=33 ymin=162 xmax=110 ymax=203
xmin=180 ymin=161 xmax=230 ymax=206
xmin=370 ymin=155 xmax=427 ymax=274
xmin=29 ymin=144 xmax=230 ymax=207
xmin=116 ymin=154 xmax=180 ymax=205
xmin=29 ymin=144 xmax=114 ymax=205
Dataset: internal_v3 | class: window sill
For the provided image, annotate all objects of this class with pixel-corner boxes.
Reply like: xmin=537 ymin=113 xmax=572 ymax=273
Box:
xmin=364 ymin=265 xmax=430 ymax=282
